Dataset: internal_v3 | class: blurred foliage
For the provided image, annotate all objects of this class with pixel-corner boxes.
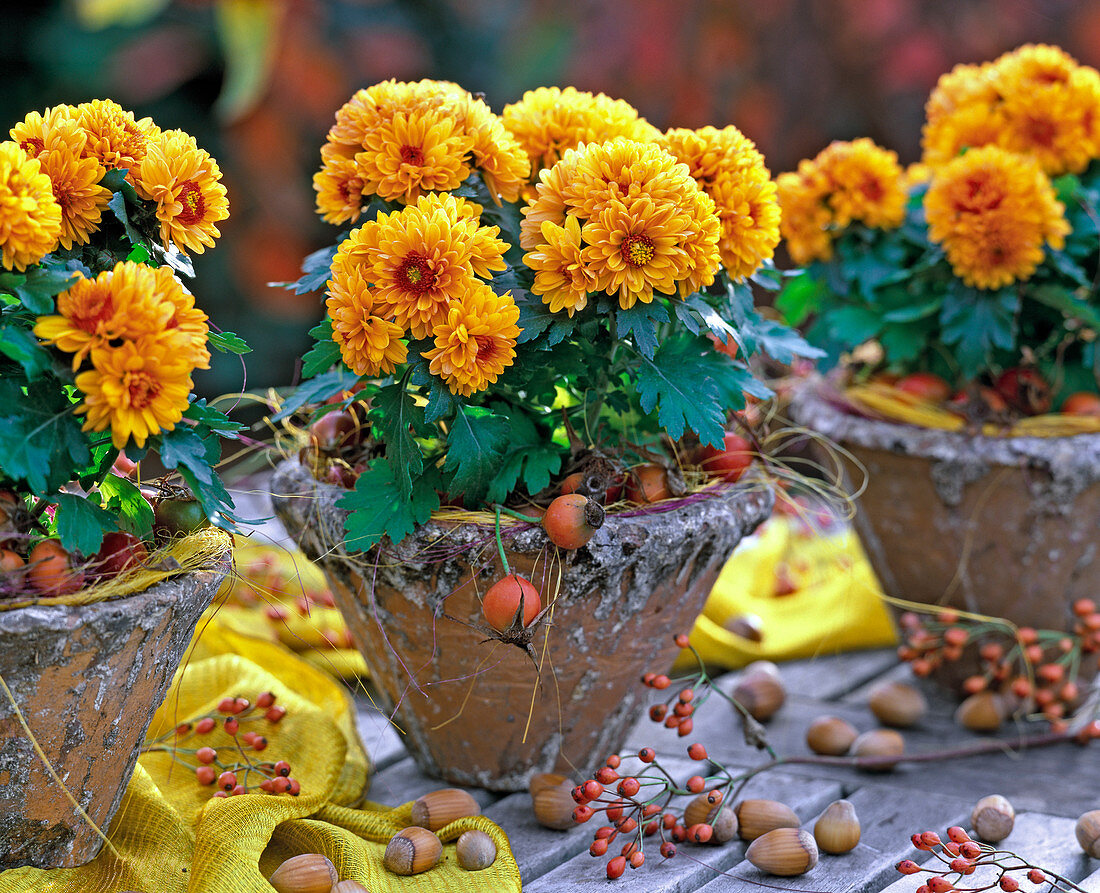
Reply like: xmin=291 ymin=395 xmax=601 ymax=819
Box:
xmin=5 ymin=0 xmax=1100 ymax=397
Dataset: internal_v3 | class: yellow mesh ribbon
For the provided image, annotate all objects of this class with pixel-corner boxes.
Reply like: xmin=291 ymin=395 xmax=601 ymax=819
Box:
xmin=676 ymin=514 xmax=897 ymax=670
xmin=0 ymin=618 xmax=520 ymax=893
xmin=845 ymin=382 xmax=1100 ymax=437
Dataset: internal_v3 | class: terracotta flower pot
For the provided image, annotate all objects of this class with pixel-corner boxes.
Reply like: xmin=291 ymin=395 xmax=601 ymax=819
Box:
xmin=271 ymin=460 xmax=772 ymax=791
xmin=790 ymin=381 xmax=1100 ymax=633
xmin=0 ymin=559 xmax=230 ymax=869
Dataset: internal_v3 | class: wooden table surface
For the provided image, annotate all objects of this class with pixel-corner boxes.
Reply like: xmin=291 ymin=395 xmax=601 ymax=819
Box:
xmin=354 ymin=647 xmax=1100 ymax=892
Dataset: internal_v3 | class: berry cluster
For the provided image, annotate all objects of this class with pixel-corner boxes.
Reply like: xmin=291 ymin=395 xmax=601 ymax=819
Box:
xmin=896 ymin=826 xmax=1073 ymax=892
xmin=571 ymin=741 xmax=734 ymax=879
xmin=897 ymin=603 xmax=1100 ymax=730
xmin=143 ymin=690 xmax=301 ymax=798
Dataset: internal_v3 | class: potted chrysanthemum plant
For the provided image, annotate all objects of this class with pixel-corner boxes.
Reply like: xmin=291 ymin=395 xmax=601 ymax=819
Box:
xmin=0 ymin=99 xmax=248 ymax=868
xmin=776 ymin=44 xmax=1100 ymax=703
xmin=269 ymin=78 xmax=819 ymax=789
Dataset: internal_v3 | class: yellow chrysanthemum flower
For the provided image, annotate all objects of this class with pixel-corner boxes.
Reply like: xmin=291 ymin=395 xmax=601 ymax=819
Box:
xmin=817 ymin=139 xmax=908 ymax=230
xmin=326 ymin=255 xmax=408 ymax=377
xmin=776 ymin=163 xmax=833 ymax=265
xmin=34 ymin=262 xmax=187 ymax=369
xmin=314 ymin=144 xmax=367 ymax=226
xmin=458 ymin=97 xmax=530 ymax=204
xmin=75 ymin=99 xmax=154 ymax=173
xmin=0 ymin=141 xmax=62 ymax=271
xmin=75 ymin=333 xmax=195 ymax=449
xmin=502 ymin=86 xmax=661 ymax=177
xmin=340 ymin=192 xmax=508 ymax=339
xmin=358 ymin=106 xmax=474 ymax=204
xmin=662 ymin=126 xmax=781 ymax=279
xmin=519 ymin=149 xmax=580 ymax=251
xmin=524 ymin=215 xmax=597 ymax=316
xmin=922 ymin=103 xmax=1008 ymax=168
xmin=163 ymin=278 xmax=211 ymax=371
xmin=13 ymin=108 xmax=110 ymax=250
xmin=424 ymin=281 xmax=520 ymax=396
xmin=134 ymin=129 xmax=230 ymax=255
xmin=924 ymin=146 xmax=1070 ymax=290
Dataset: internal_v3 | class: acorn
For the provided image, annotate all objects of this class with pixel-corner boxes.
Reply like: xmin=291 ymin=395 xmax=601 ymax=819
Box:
xmin=746 ymin=827 xmax=819 ymax=876
xmin=868 ymin=681 xmax=927 ymax=728
xmin=726 ymin=613 xmax=764 ymax=642
xmin=331 ymin=883 xmax=371 ymax=893
xmin=735 ymin=799 xmax=800 ymax=841
xmin=850 ymin=729 xmax=904 ymax=771
xmin=532 ymin=780 xmax=577 ymax=830
xmin=268 ymin=854 xmax=339 ymax=893
xmin=410 ymin=788 xmax=481 ymax=831
xmin=384 ymin=826 xmax=443 ymax=875
xmin=805 ymin=715 xmax=859 ymax=756
xmin=733 ymin=670 xmax=786 ymax=722
xmin=529 ymin=772 xmax=570 ymax=797
xmin=813 ymin=800 xmax=861 ymax=854
xmin=955 ymin=692 xmax=1006 ymax=732
xmin=683 ymin=794 xmax=739 ymax=843
xmin=456 ymin=829 xmax=497 ymax=870
xmin=971 ymin=795 xmax=1015 ymax=843
xmin=1075 ymin=810 xmax=1100 ymax=858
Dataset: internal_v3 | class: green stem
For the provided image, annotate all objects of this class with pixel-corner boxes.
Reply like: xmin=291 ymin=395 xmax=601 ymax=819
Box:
xmin=495 ymin=504 xmax=543 ymax=524
xmin=494 ymin=507 xmax=512 ymax=576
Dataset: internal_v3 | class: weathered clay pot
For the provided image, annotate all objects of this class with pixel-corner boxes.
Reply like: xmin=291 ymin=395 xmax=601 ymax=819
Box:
xmin=0 ymin=560 xmax=229 ymax=869
xmin=791 ymin=381 xmax=1100 ymax=633
xmin=272 ymin=460 xmax=772 ymax=791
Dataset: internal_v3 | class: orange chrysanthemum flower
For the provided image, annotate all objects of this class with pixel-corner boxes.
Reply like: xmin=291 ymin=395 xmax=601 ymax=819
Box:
xmin=519 ymin=149 xmax=580 ymax=251
xmin=13 ymin=108 xmax=110 ymax=250
xmin=0 ymin=141 xmax=62 ymax=271
xmin=502 ymin=87 xmax=661 ymax=177
xmin=424 ymin=281 xmax=521 ymax=396
xmin=326 ymin=255 xmax=408 ymax=377
xmin=75 ymin=99 xmax=155 ymax=173
xmin=776 ymin=162 xmax=833 ymax=265
xmin=921 ymin=45 xmax=1100 ymax=175
xmin=75 ymin=333 xmax=194 ymax=449
xmin=662 ymin=126 xmax=781 ymax=279
xmin=524 ymin=215 xmax=597 ymax=316
xmin=314 ymin=144 xmax=367 ymax=225
xmin=134 ymin=129 xmax=230 ymax=255
xmin=457 ymin=97 xmax=530 ymax=204
xmin=924 ymin=146 xmax=1070 ymax=289
xmin=34 ymin=262 xmax=191 ymax=369
xmin=340 ymin=192 xmax=508 ymax=339
xmin=358 ymin=106 xmax=474 ymax=204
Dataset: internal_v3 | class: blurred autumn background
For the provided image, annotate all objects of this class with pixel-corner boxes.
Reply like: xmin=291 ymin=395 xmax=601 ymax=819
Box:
xmin=6 ymin=0 xmax=1098 ymax=396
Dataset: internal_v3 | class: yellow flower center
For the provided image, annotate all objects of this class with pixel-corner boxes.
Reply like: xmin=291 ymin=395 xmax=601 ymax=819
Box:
xmin=621 ymin=233 xmax=655 ymax=267
xmin=397 ymin=254 xmax=436 ymax=293
xmin=176 ymin=180 xmax=206 ymax=225
xmin=19 ymin=138 xmax=43 ymax=157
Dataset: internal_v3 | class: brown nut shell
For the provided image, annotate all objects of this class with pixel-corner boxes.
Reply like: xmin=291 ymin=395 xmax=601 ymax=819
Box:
xmin=868 ymin=681 xmax=927 ymax=728
xmin=709 ymin=805 xmax=739 ymax=843
xmin=971 ymin=795 xmax=1015 ymax=843
xmin=955 ymin=692 xmax=1006 ymax=732
xmin=813 ymin=799 xmax=861 ymax=854
xmin=735 ymin=799 xmax=800 ymax=841
xmin=805 ymin=715 xmax=859 ymax=755
xmin=331 ymin=882 xmax=372 ymax=893
xmin=533 ymin=781 xmax=578 ymax=830
xmin=1075 ymin=809 xmax=1100 ymax=858
xmin=529 ymin=772 xmax=570 ymax=797
xmin=410 ymin=788 xmax=481 ymax=831
xmin=456 ymin=829 xmax=497 ymax=870
xmin=733 ymin=673 xmax=786 ymax=722
xmin=850 ymin=729 xmax=904 ymax=771
xmin=384 ymin=826 xmax=443 ymax=876
xmin=268 ymin=853 xmax=339 ymax=893
xmin=746 ymin=827 xmax=819 ymax=876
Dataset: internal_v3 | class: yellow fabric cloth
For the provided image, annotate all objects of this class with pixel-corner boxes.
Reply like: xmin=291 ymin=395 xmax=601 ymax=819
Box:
xmin=0 ymin=621 xmax=520 ymax=893
xmin=680 ymin=514 xmax=898 ymax=670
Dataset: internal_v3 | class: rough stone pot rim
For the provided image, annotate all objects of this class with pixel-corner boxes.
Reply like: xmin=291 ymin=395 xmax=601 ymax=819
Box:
xmin=791 ymin=377 xmax=1100 ymax=478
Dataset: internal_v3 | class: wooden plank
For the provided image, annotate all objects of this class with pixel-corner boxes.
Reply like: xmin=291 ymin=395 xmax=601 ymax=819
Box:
xmin=354 ymin=702 xmax=410 ymax=771
xmin=774 ymin=649 xmax=900 ymax=702
xmin=522 ymin=770 xmax=843 ymax=893
xmin=1079 ymin=863 xmax=1100 ymax=892
xmin=364 ymin=756 xmax=500 ymax=810
xmin=877 ymin=813 xmax=1092 ymax=893
xmin=693 ymin=784 xmax=971 ymax=893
